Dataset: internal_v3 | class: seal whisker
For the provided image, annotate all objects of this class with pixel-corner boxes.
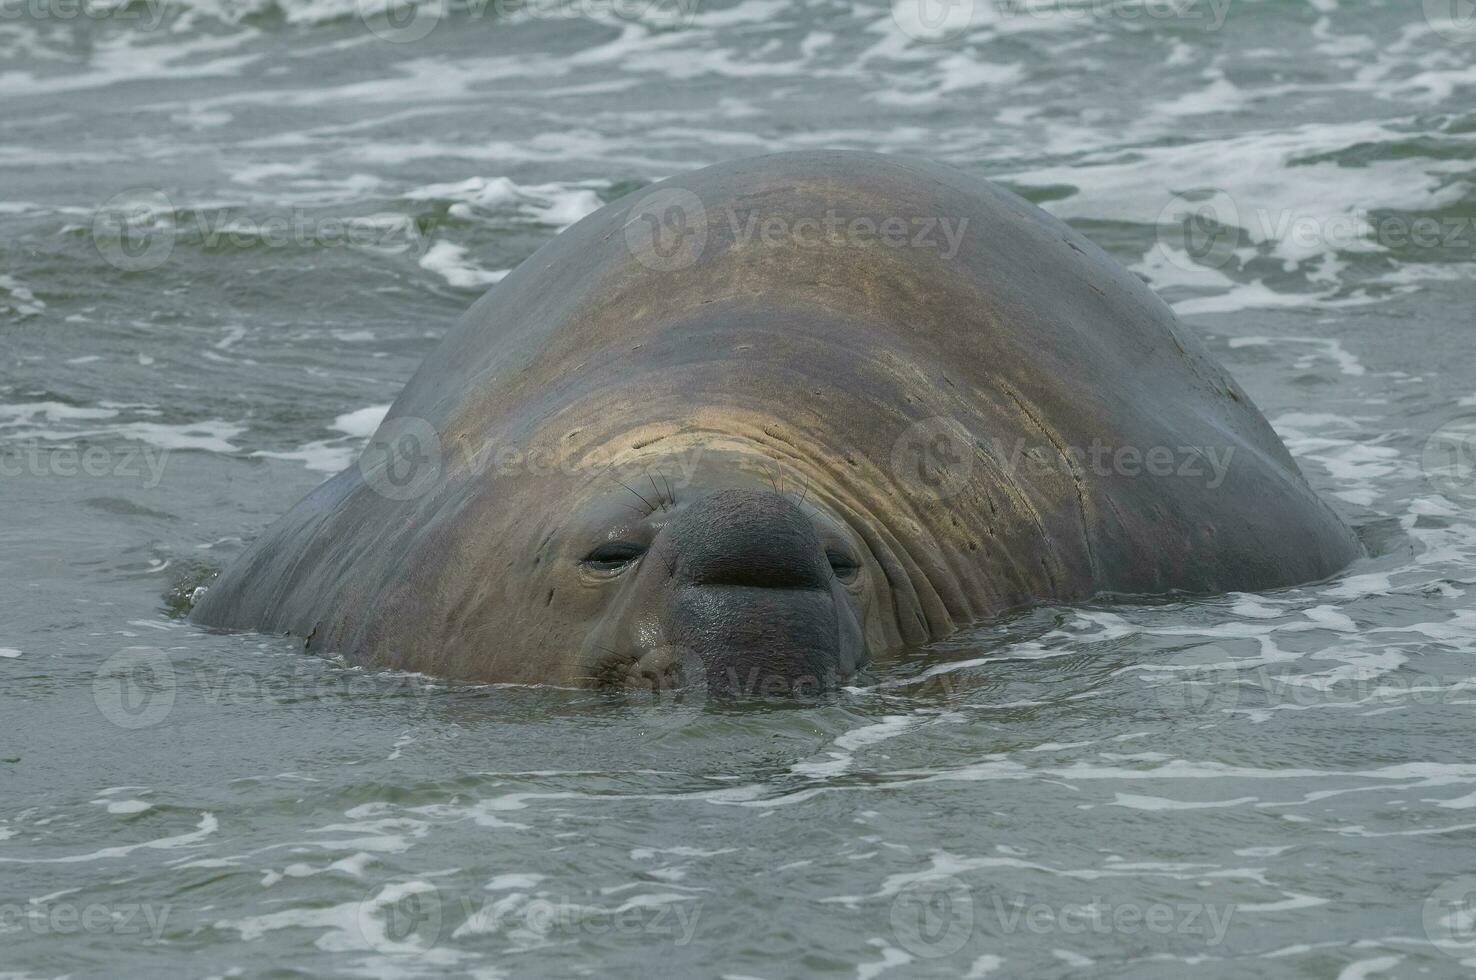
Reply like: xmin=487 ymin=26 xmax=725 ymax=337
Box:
xmin=616 ymin=479 xmax=656 ymax=514
xmin=648 ymin=472 xmax=667 ymax=512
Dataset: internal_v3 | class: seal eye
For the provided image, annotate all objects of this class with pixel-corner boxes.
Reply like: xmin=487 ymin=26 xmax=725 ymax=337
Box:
xmin=584 ymin=541 xmax=646 ymax=572
xmin=826 ymin=549 xmax=860 ymax=582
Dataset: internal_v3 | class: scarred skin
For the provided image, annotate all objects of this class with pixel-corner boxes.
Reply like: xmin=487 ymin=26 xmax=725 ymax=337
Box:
xmin=191 ymin=150 xmax=1362 ymax=691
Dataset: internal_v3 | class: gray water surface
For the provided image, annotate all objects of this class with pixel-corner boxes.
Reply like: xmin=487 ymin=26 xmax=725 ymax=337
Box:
xmin=4 ymin=0 xmax=1476 ymax=977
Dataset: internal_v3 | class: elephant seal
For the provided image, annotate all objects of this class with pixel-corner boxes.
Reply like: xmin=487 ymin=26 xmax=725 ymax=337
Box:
xmin=191 ymin=150 xmax=1361 ymax=693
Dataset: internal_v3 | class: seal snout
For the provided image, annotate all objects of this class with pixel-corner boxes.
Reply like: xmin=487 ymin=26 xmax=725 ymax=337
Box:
xmin=662 ymin=488 xmax=848 ymax=696
xmin=670 ymin=488 xmax=831 ymax=591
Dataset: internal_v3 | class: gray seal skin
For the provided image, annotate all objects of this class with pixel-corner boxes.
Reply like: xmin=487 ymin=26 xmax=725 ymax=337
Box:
xmin=191 ymin=150 xmax=1362 ymax=693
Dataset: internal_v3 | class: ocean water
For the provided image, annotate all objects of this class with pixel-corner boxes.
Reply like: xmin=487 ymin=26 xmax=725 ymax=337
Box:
xmin=4 ymin=0 xmax=1476 ymax=976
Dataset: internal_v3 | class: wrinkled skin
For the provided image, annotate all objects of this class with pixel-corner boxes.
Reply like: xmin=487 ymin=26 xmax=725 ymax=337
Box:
xmin=191 ymin=151 xmax=1362 ymax=694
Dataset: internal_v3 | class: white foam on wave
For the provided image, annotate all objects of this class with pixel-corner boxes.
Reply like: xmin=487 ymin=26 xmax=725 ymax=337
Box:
xmin=2 ymin=29 xmax=261 ymax=97
xmin=871 ymin=54 xmax=1024 ymax=107
xmin=107 ymin=421 xmax=246 ymax=454
xmin=1232 ymin=336 xmax=1366 ymax=377
xmin=0 ymin=813 xmax=217 ymax=865
xmin=1012 ymin=119 xmax=1471 ymax=311
xmin=418 ymin=241 xmax=511 ymax=290
xmin=791 ymin=714 xmax=924 ymax=779
xmin=1153 ymin=72 xmax=1250 ymax=119
xmin=333 ymin=405 xmax=390 ymax=439
xmin=0 ymin=274 xmax=44 ymax=318
xmin=0 ymin=401 xmax=119 ymax=425
xmin=218 ymin=879 xmax=474 ymax=970
xmin=1336 ymin=957 xmax=1404 ymax=980
xmin=966 ymin=955 xmax=1005 ymax=978
xmin=0 ymin=402 xmax=247 ymax=454
xmin=1108 ymin=794 xmax=1259 ymax=811
xmin=405 ymin=176 xmax=606 ymax=231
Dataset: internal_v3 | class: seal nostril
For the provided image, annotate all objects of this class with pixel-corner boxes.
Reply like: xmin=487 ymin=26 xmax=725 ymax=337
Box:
xmin=668 ymin=488 xmax=831 ymax=590
xmin=692 ymin=557 xmax=827 ymax=590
